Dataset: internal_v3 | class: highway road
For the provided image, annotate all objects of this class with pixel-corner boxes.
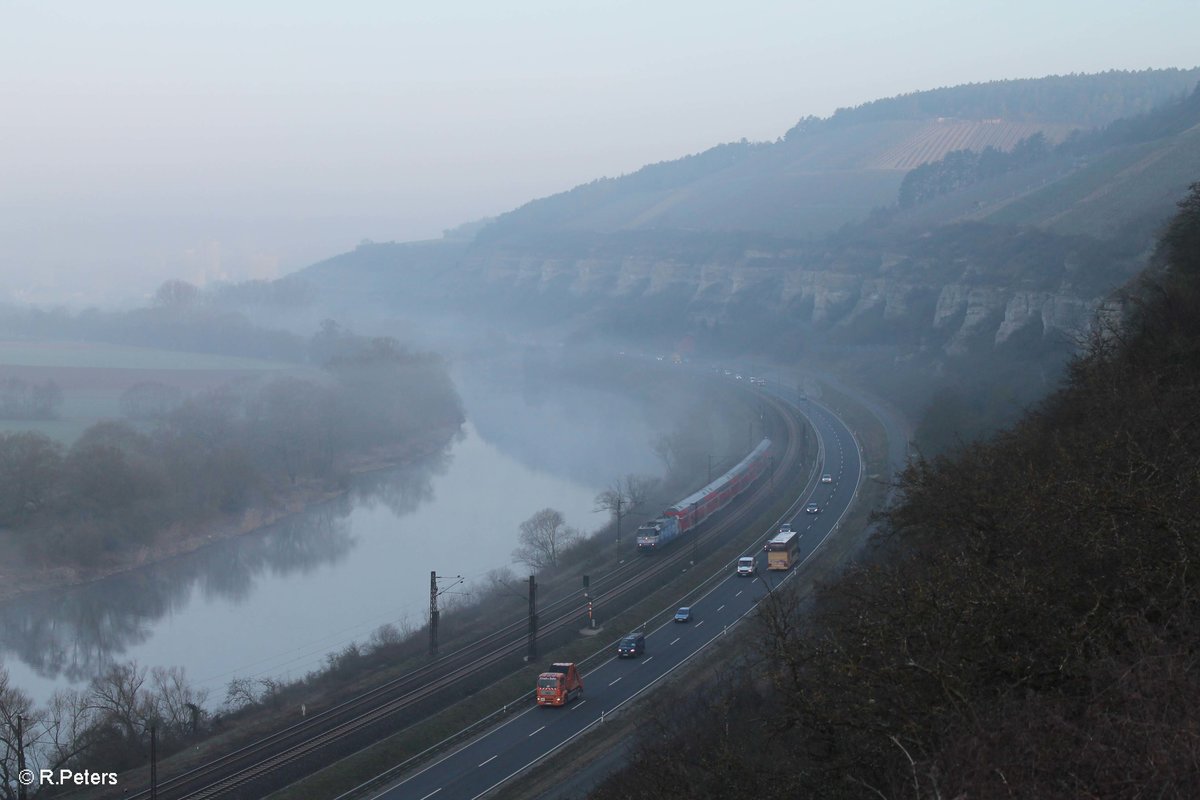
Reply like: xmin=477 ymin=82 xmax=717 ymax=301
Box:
xmin=363 ymin=393 xmax=862 ymax=800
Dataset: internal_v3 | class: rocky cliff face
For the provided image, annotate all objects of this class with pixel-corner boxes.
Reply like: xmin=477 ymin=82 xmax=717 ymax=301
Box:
xmin=455 ymin=243 xmax=1114 ymax=356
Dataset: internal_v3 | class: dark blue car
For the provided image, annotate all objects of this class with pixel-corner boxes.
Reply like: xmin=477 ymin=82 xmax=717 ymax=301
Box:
xmin=617 ymin=632 xmax=645 ymax=657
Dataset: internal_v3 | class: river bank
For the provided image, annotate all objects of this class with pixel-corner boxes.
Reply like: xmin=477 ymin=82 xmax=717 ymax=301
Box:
xmin=0 ymin=423 xmax=463 ymax=603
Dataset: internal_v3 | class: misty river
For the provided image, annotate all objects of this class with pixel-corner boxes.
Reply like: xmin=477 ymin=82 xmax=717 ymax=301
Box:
xmin=0 ymin=362 xmax=661 ymax=707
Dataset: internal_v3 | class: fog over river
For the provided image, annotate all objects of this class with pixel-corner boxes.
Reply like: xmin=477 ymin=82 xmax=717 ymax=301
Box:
xmin=0 ymin=362 xmax=661 ymax=707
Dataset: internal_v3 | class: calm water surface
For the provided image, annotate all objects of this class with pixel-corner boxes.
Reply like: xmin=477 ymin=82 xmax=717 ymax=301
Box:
xmin=0 ymin=367 xmax=659 ymax=707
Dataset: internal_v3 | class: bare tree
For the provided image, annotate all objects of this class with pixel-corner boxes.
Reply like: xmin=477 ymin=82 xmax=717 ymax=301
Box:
xmin=86 ymin=662 xmax=154 ymax=745
xmin=223 ymin=678 xmax=259 ymax=712
xmin=257 ymin=677 xmax=284 ymax=710
xmin=595 ymin=474 xmax=656 ymax=546
xmin=652 ymin=423 xmax=711 ymax=479
xmin=369 ymin=622 xmax=406 ymax=651
xmin=149 ymin=666 xmax=208 ymax=737
xmin=0 ymin=667 xmax=37 ymax=799
xmin=40 ymin=688 xmax=98 ymax=784
xmin=484 ymin=566 xmax=518 ymax=591
xmin=512 ymin=508 xmax=580 ymax=570
xmin=621 ymin=474 xmax=655 ymax=509
xmin=652 ymin=434 xmax=677 ymax=474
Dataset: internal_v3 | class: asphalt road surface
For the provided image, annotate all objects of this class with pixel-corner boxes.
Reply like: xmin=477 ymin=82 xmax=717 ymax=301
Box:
xmin=369 ymin=396 xmax=861 ymax=800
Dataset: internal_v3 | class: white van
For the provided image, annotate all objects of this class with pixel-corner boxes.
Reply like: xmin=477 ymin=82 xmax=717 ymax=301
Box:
xmin=737 ymin=556 xmax=755 ymax=576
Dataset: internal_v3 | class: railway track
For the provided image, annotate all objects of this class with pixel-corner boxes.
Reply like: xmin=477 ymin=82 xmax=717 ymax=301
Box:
xmin=111 ymin=389 xmax=803 ymax=800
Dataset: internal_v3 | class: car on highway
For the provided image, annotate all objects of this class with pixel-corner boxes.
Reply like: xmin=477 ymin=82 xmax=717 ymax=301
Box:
xmin=821 ymin=473 xmax=832 ymax=483
xmin=617 ymin=632 xmax=645 ymax=657
xmin=805 ymin=502 xmax=820 ymax=514
xmin=673 ymin=607 xmax=691 ymax=623
xmin=737 ymin=556 xmax=755 ymax=576
xmin=767 ymin=522 xmax=794 ymax=549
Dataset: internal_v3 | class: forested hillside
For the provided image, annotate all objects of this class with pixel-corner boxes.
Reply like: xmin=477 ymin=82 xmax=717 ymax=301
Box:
xmin=887 ymin=82 xmax=1200 ymax=235
xmin=799 ymin=68 xmax=1200 ymax=131
xmin=283 ymin=70 xmax=1200 ymax=459
xmin=589 ymin=184 xmax=1200 ymax=798
xmin=475 ymin=69 xmax=1198 ymax=241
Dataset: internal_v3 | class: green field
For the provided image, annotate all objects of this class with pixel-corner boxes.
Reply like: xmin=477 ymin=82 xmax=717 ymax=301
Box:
xmin=0 ymin=340 xmax=315 ymax=444
xmin=0 ymin=340 xmax=298 ymax=371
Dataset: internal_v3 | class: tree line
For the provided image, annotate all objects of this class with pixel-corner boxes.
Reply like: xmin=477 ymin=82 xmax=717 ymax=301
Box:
xmin=0 ymin=279 xmax=312 ymax=365
xmin=898 ymin=132 xmax=1051 ymax=208
xmin=590 ymin=184 xmax=1200 ymax=798
xmin=0 ymin=379 xmax=61 ymax=420
xmin=0 ymin=329 xmax=463 ymax=564
xmin=0 ymin=661 xmax=206 ymax=799
xmin=897 ymin=82 xmax=1200 ymax=211
xmin=787 ymin=68 xmax=1200 ymax=137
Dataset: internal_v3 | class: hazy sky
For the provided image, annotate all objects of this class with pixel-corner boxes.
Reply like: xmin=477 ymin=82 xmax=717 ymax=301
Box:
xmin=2 ymin=1 xmax=1197 ymax=306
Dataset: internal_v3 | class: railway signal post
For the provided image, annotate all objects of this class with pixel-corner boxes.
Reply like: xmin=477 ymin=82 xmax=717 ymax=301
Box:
xmin=583 ymin=574 xmax=595 ymax=628
xmin=528 ymin=575 xmax=538 ymax=659
xmin=429 ymin=571 xmax=464 ymax=658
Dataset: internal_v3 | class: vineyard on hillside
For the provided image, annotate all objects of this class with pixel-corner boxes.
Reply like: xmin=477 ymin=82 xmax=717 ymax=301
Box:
xmin=870 ymin=119 xmax=1076 ymax=170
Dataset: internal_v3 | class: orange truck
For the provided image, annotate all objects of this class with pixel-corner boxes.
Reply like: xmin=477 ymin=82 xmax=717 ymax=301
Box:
xmin=536 ymin=662 xmax=584 ymax=707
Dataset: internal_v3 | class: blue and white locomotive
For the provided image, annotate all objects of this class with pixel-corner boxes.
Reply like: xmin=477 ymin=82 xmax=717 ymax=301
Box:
xmin=636 ymin=438 xmax=772 ymax=552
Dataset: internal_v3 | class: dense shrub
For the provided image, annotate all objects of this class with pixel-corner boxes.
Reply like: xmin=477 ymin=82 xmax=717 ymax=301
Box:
xmin=592 ymin=184 xmax=1200 ymax=798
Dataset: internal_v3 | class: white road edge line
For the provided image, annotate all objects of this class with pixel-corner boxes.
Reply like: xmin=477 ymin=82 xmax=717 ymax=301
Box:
xmin=471 ymin=621 xmax=758 ymax=799
xmin=366 ymin=696 xmax=542 ymax=799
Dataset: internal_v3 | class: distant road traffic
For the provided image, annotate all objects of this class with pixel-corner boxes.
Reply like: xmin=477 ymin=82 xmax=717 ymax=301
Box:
xmin=367 ymin=390 xmax=862 ymax=800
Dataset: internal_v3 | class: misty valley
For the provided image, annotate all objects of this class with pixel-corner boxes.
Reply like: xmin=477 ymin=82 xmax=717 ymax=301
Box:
xmin=1 ymin=57 xmax=1199 ymax=800
xmin=0 ymin=352 xmax=690 ymax=701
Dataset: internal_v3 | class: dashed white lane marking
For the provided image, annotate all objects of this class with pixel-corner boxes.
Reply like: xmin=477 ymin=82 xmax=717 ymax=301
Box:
xmin=529 ymin=725 xmax=545 ymax=737
xmin=609 ymin=676 xmax=623 ymax=686
xmin=717 ymin=604 xmax=725 ymax=612
xmin=644 ymin=656 xmax=654 ymax=664
xmin=670 ymin=637 xmax=680 ymax=645
xmin=696 ymin=620 xmax=705 ymax=627
xmin=419 ymin=790 xmax=442 ymax=800
xmin=478 ymin=755 xmax=497 ymax=767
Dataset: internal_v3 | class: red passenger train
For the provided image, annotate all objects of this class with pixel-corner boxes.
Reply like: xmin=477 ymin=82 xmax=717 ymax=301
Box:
xmin=636 ymin=438 xmax=772 ymax=551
